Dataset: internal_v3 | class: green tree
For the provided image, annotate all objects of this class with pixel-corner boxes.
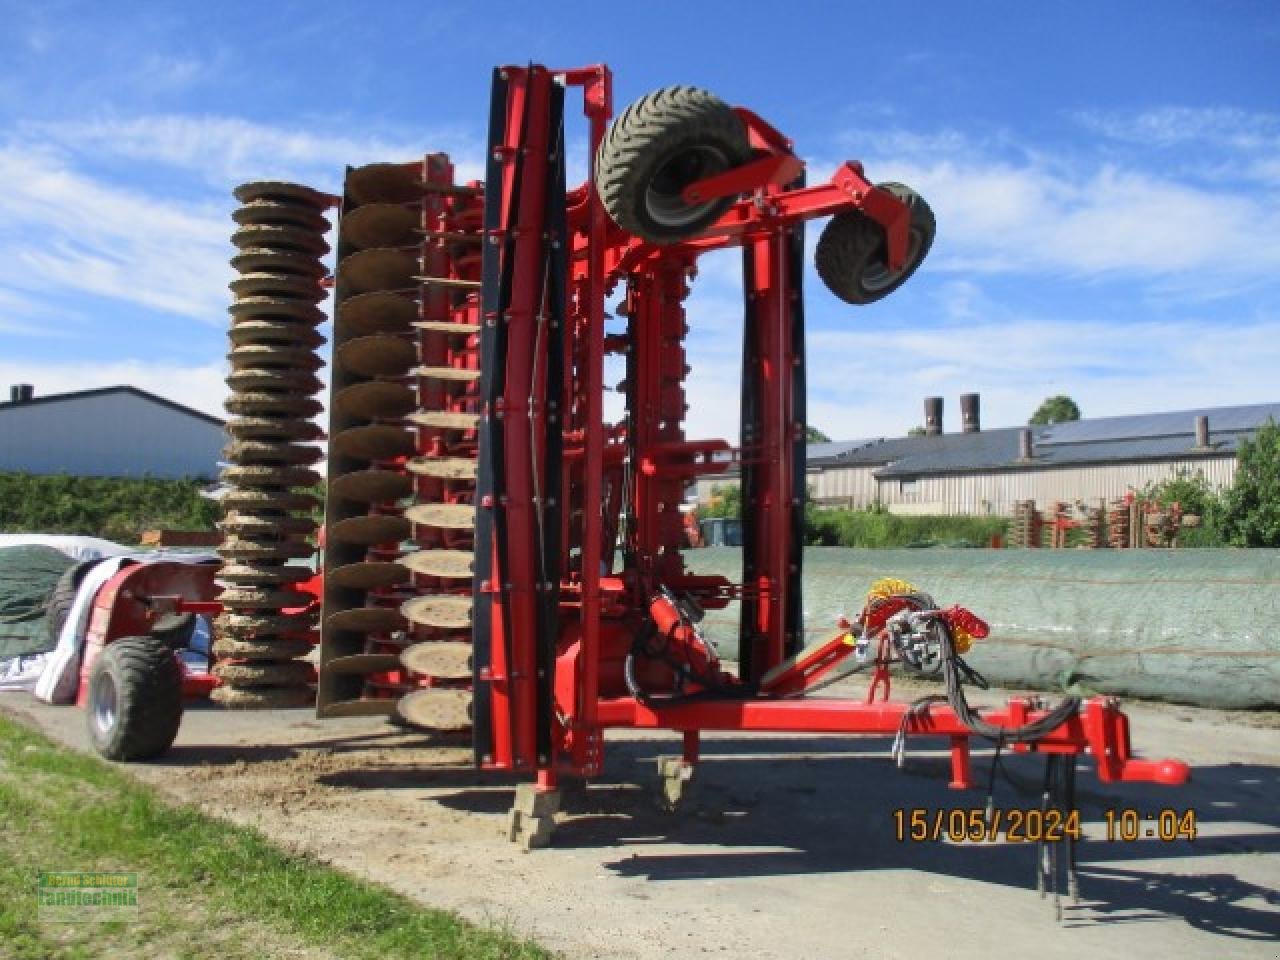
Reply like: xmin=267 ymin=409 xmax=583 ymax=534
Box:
xmin=1029 ymin=395 xmax=1082 ymax=425
xmin=701 ymin=483 xmax=741 ymax=520
xmin=805 ymin=425 xmax=832 ymax=443
xmin=1213 ymin=419 xmax=1280 ymax=546
xmin=907 ymin=425 xmax=927 ymax=437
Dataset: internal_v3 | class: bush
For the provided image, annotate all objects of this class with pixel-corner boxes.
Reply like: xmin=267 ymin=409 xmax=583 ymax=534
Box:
xmin=805 ymin=505 xmax=1006 ymax=548
xmin=0 ymin=472 xmax=219 ymax=543
xmin=1138 ymin=467 xmax=1227 ymax=546
xmin=1213 ymin=419 xmax=1280 ymax=547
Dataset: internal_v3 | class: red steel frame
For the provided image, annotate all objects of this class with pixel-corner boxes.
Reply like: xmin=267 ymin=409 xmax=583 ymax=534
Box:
xmin=470 ymin=63 xmax=1190 ymax=795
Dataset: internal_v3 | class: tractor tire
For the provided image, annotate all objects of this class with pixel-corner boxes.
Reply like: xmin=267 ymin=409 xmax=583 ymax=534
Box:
xmin=815 ymin=182 xmax=935 ymax=305
xmin=595 ymin=86 xmax=750 ymax=244
xmin=86 ymin=636 xmax=183 ymax=761
xmin=45 ymin=559 xmax=101 ymax=644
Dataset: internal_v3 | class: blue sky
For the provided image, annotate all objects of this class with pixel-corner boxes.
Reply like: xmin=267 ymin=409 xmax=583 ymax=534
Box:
xmin=1 ymin=0 xmax=1277 ymax=442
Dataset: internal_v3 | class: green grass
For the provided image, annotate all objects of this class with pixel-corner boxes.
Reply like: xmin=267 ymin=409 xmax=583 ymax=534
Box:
xmin=0 ymin=713 xmax=553 ymax=960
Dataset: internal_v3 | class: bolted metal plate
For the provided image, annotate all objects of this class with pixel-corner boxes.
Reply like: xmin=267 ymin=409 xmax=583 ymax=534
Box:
xmin=346 ymin=163 xmax=422 ymax=205
xmin=225 ymin=368 xmax=324 ymax=394
xmin=414 ymin=321 xmax=481 ymax=335
xmin=326 ymin=606 xmax=407 ymax=633
xmin=234 ymin=180 xmax=331 ymax=209
xmin=333 ymin=381 xmax=417 ymax=419
xmin=232 ymin=200 xmax=330 ymax=233
xmin=325 ymin=561 xmax=409 ymax=589
xmin=401 ymin=593 xmax=472 ymax=629
xmin=406 ymin=456 xmax=477 ymax=480
xmin=340 ymin=202 xmax=418 ymax=249
xmin=229 ymin=296 xmax=326 ymax=325
xmin=413 ymin=365 xmax=481 ymax=382
xmin=406 ymin=410 xmax=479 ymax=431
xmin=321 ymin=653 xmax=401 ymax=675
xmin=337 ymin=291 xmax=418 ymax=336
xmin=329 ymin=514 xmax=411 ymax=546
xmin=210 ymin=685 xmax=316 ymax=709
xmin=400 ymin=640 xmax=472 ymax=679
xmin=405 ymin=502 xmax=475 ymax=529
xmin=335 ymin=334 xmax=417 ymax=377
xmin=231 ymin=248 xmax=327 ymax=277
xmin=224 ymin=392 xmax=323 ymax=418
xmin=327 ymin=469 xmax=412 ymax=503
xmin=230 ymin=272 xmax=327 ymax=302
xmin=330 ymin=424 xmax=415 ymax=461
xmin=220 ymin=464 xmax=322 ymax=488
xmin=232 ymin=224 xmax=330 ymax=256
xmin=228 ymin=321 xmax=326 ymax=349
xmin=395 ymin=688 xmax=471 ymax=732
xmin=337 ymin=247 xmax=418 ymax=294
xmin=401 ymin=548 xmax=473 ymax=579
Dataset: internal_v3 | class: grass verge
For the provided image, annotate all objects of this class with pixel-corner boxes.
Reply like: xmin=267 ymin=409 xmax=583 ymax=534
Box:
xmin=0 ymin=712 xmax=553 ymax=960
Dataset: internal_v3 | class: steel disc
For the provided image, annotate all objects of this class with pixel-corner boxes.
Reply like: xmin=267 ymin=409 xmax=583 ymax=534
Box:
xmin=327 ymin=469 xmax=412 ymax=503
xmin=325 ymin=607 xmax=407 ymax=633
xmin=232 ymin=201 xmax=330 ymax=233
xmin=400 ymin=549 xmax=473 ymax=579
xmin=336 ymin=248 xmax=417 ymax=294
xmin=234 ymin=180 xmax=331 ymax=209
xmin=401 ymin=594 xmax=472 ymax=629
xmin=330 ymin=425 xmax=415 ymax=461
xmin=325 ymin=561 xmax=410 ymax=589
xmin=337 ymin=291 xmax=418 ymax=336
xmin=231 ymin=248 xmax=327 ymax=277
xmin=405 ymin=502 xmax=475 ymax=529
xmin=340 ymin=202 xmax=418 ymax=249
xmin=230 ymin=272 xmax=326 ymax=302
xmin=329 ymin=514 xmax=411 ymax=546
xmin=333 ymin=381 xmax=417 ymax=419
xmin=346 ymin=163 xmax=422 ymax=205
xmin=231 ymin=224 xmax=330 ymax=256
xmin=335 ymin=334 xmax=416 ymax=377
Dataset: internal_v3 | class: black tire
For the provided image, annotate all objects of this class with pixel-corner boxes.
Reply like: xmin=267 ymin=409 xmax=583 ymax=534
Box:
xmin=815 ymin=182 xmax=935 ymax=305
xmin=86 ymin=636 xmax=184 ymax=761
xmin=595 ymin=86 xmax=750 ymax=244
xmin=150 ymin=612 xmax=198 ymax=649
xmin=45 ymin=559 xmax=101 ymax=643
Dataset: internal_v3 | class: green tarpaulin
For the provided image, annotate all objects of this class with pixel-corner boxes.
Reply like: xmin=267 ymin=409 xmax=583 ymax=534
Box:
xmin=0 ymin=546 xmax=76 ymax=659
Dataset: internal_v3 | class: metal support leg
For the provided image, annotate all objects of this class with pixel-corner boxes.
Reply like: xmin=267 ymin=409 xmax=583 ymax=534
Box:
xmin=509 ymin=773 xmax=561 ymax=850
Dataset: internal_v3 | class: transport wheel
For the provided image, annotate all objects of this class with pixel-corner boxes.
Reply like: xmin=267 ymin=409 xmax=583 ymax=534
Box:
xmin=815 ymin=182 xmax=935 ymax=305
xmin=595 ymin=86 xmax=750 ymax=244
xmin=44 ymin=559 xmax=100 ymax=643
xmin=86 ymin=636 xmax=183 ymax=761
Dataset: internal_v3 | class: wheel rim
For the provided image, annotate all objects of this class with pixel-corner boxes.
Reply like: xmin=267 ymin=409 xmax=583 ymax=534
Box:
xmin=92 ymin=672 xmax=118 ymax=736
xmin=860 ymin=227 xmax=923 ymax=294
xmin=644 ymin=144 xmax=729 ymax=229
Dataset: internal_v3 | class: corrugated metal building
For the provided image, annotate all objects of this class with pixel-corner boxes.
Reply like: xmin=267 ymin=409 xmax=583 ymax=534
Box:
xmin=0 ymin=384 xmax=225 ymax=479
xmin=697 ymin=399 xmax=1279 ymax=516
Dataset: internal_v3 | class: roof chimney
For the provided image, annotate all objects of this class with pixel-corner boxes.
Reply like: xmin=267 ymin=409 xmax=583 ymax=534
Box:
xmin=923 ymin=396 xmax=943 ymax=436
xmin=1194 ymin=414 xmax=1210 ymax=450
xmin=9 ymin=384 xmax=33 ymax=404
xmin=960 ymin=392 xmax=981 ymax=433
xmin=1018 ymin=428 xmax=1034 ymax=461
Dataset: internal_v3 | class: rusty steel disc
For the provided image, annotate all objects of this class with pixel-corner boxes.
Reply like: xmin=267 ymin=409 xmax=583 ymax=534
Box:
xmin=216 ymin=563 xmax=314 ymax=586
xmin=413 ymin=321 xmax=481 ymax=335
xmin=211 ymin=633 xmax=313 ymax=659
xmin=232 ymin=224 xmax=330 ymax=256
xmin=225 ymin=368 xmax=323 ymax=394
xmin=395 ymin=688 xmax=471 ymax=732
xmin=326 ymin=606 xmax=407 ymax=633
xmin=336 ymin=248 xmax=417 ymax=294
xmin=404 ymin=502 xmax=475 ymax=530
xmin=321 ymin=653 xmax=401 ymax=676
xmin=213 ymin=660 xmax=313 ymax=687
xmin=228 ymin=296 xmax=326 ymax=325
xmin=329 ymin=514 xmax=411 ymax=546
xmin=230 ymin=272 xmax=327 ymax=302
xmin=400 ymin=549 xmax=473 ymax=579
xmin=217 ymin=537 xmax=315 ymax=561
xmin=220 ymin=464 xmax=322 ymax=488
xmin=217 ymin=487 xmax=320 ymax=511
xmin=330 ymin=424 xmax=415 ymax=461
xmin=232 ymin=201 xmax=330 ymax=233
xmin=400 ymin=641 xmax=472 ymax=679
xmin=340 ymin=202 xmax=418 ymax=249
xmin=218 ymin=513 xmax=317 ymax=537
xmin=227 ymin=344 xmax=324 ymax=370
xmin=223 ymin=441 xmax=323 ymax=467
xmin=325 ymin=561 xmax=409 ymax=590
xmin=231 ymin=248 xmax=327 ymax=277
xmin=327 ymin=469 xmax=412 ymax=504
xmin=218 ymin=587 xmax=314 ymax=610
xmin=413 ymin=365 xmax=481 ymax=382
xmin=233 ymin=180 xmax=331 ymax=209
xmin=224 ymin=392 xmax=323 ymax=418
xmin=405 ymin=410 xmax=479 ymax=431
xmin=401 ymin=594 xmax=472 ymax=630
xmin=228 ymin=321 xmax=326 ymax=349
xmin=335 ymin=334 xmax=416 ymax=377
xmin=336 ymin=291 xmax=418 ymax=336
xmin=210 ymin=685 xmax=315 ymax=709
xmin=215 ymin=610 xmax=317 ymax=638
xmin=345 ymin=163 xmax=422 ymax=205
xmin=332 ymin=381 xmax=417 ymax=419
xmin=406 ymin=456 xmax=476 ymax=480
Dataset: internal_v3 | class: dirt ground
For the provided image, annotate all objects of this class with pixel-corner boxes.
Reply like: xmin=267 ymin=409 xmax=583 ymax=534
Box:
xmin=6 ymin=680 xmax=1278 ymax=960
